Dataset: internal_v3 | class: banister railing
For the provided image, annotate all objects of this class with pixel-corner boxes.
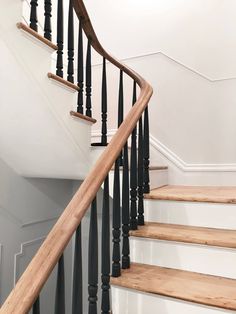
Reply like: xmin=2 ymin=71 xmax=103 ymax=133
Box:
xmin=0 ymin=0 xmax=152 ymax=313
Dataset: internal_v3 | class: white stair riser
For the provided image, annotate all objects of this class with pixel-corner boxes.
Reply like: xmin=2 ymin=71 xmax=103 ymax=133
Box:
xmin=130 ymin=238 xmax=236 ymax=279
xmin=145 ymin=200 xmax=236 ymax=229
xmin=111 ymin=287 xmax=234 ymax=314
xmin=108 ymin=170 xmax=168 ymax=198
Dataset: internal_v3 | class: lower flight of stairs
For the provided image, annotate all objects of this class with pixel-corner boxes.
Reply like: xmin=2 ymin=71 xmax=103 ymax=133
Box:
xmin=111 ymin=185 xmax=236 ymax=314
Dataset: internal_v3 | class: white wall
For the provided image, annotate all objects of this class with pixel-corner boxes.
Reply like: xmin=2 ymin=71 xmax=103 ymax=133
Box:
xmin=85 ymin=0 xmax=236 ymax=178
xmin=85 ymin=0 xmax=236 ymax=80
xmin=21 ymin=0 xmax=236 ymax=172
xmin=0 ymin=157 xmax=77 ymax=311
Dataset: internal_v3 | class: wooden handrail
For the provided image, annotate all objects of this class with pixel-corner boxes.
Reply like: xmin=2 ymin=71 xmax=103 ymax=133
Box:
xmin=0 ymin=1 xmax=152 ymax=313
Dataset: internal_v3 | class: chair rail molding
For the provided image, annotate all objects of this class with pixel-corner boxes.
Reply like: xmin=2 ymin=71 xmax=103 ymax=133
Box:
xmin=112 ymin=51 xmax=236 ymax=83
xmin=90 ymin=51 xmax=236 ymax=83
xmin=0 ymin=204 xmax=61 ymax=229
xmin=92 ymin=130 xmax=236 ymax=172
xmin=14 ymin=237 xmax=46 ymax=285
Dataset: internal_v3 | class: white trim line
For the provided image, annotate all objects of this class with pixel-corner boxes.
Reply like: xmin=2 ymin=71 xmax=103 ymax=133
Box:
xmin=92 ymin=129 xmax=236 ymax=172
xmin=150 ymin=135 xmax=236 ymax=172
xmin=14 ymin=237 xmax=45 ymax=285
xmin=90 ymin=52 xmax=236 ymax=83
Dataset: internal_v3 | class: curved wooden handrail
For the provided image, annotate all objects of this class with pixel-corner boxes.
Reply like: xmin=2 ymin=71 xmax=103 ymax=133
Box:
xmin=0 ymin=1 xmax=152 ymax=313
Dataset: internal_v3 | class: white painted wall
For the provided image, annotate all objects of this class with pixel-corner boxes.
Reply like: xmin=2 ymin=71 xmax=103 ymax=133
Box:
xmin=85 ymin=0 xmax=236 ymax=182
xmin=21 ymin=0 xmax=236 ymax=180
xmin=0 ymin=157 xmax=76 ymax=311
xmin=85 ymin=0 xmax=236 ymax=80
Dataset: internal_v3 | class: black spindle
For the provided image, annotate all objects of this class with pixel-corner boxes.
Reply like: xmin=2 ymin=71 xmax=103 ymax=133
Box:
xmin=67 ymin=0 xmax=74 ymax=83
xmin=130 ymin=81 xmax=138 ymax=230
xmin=88 ymin=197 xmax=98 ymax=314
xmin=33 ymin=296 xmax=40 ymax=314
xmin=56 ymin=0 xmax=64 ymax=78
xmin=101 ymin=58 xmax=108 ymax=145
xmin=143 ymin=107 xmax=150 ymax=193
xmin=118 ymin=70 xmax=124 ymax=165
xmin=101 ymin=176 xmax=110 ymax=314
xmin=138 ymin=116 xmax=144 ymax=226
xmin=30 ymin=0 xmax=38 ymax=32
xmin=54 ymin=255 xmax=65 ymax=314
xmin=77 ymin=20 xmax=84 ymax=114
xmin=122 ymin=143 xmax=130 ymax=269
xmin=44 ymin=0 xmax=52 ymax=41
xmin=72 ymin=225 xmax=83 ymax=314
xmin=86 ymin=39 xmax=92 ymax=117
xmin=112 ymin=159 xmax=121 ymax=277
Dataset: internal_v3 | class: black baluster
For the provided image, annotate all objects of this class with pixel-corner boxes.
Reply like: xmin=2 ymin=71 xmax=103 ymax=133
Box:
xmin=101 ymin=58 xmax=108 ymax=145
xmin=138 ymin=115 xmax=144 ymax=226
xmin=86 ymin=39 xmax=92 ymax=117
xmin=88 ymin=198 xmax=98 ymax=314
xmin=44 ymin=0 xmax=52 ymax=41
xmin=55 ymin=254 xmax=65 ymax=314
xmin=67 ymin=0 xmax=74 ymax=83
xmin=56 ymin=0 xmax=64 ymax=78
xmin=143 ymin=107 xmax=150 ymax=193
xmin=33 ymin=296 xmax=40 ymax=314
xmin=77 ymin=20 xmax=84 ymax=114
xmin=130 ymin=81 xmax=138 ymax=230
xmin=101 ymin=176 xmax=110 ymax=314
xmin=72 ymin=225 xmax=83 ymax=314
xmin=112 ymin=159 xmax=121 ymax=277
xmin=122 ymin=142 xmax=130 ymax=269
xmin=30 ymin=0 xmax=38 ymax=32
xmin=118 ymin=70 xmax=124 ymax=165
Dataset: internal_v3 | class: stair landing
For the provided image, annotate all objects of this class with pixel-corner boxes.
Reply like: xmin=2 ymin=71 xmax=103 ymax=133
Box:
xmin=145 ymin=185 xmax=236 ymax=204
xmin=111 ymin=263 xmax=236 ymax=311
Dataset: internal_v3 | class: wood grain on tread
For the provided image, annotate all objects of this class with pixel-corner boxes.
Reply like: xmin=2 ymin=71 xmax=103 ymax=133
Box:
xmin=47 ymin=73 xmax=79 ymax=91
xmin=111 ymin=263 xmax=236 ymax=311
xmin=145 ymin=185 xmax=236 ymax=204
xmin=70 ymin=111 xmax=97 ymax=124
xmin=17 ymin=22 xmax=57 ymax=50
xmin=130 ymin=222 xmax=236 ymax=248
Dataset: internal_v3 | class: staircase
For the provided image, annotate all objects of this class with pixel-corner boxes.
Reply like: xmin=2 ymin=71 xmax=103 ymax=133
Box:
xmin=112 ymin=185 xmax=236 ymax=313
xmin=0 ymin=1 xmax=236 ymax=314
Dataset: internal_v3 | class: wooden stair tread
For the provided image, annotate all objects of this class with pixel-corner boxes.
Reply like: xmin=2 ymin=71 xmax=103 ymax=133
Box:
xmin=111 ymin=263 xmax=236 ymax=311
xmin=17 ymin=22 xmax=57 ymax=50
xmin=145 ymin=185 xmax=236 ymax=204
xmin=70 ymin=111 xmax=97 ymax=124
xmin=130 ymin=222 xmax=236 ymax=248
xmin=48 ymin=72 xmax=79 ymax=91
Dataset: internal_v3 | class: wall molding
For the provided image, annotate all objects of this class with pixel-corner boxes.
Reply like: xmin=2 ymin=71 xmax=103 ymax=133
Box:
xmin=14 ymin=237 xmax=45 ymax=285
xmin=0 ymin=203 xmax=60 ymax=228
xmin=90 ymin=52 xmax=236 ymax=83
xmin=149 ymin=135 xmax=236 ymax=173
xmin=92 ymin=129 xmax=236 ymax=173
xmin=21 ymin=215 xmax=59 ymax=228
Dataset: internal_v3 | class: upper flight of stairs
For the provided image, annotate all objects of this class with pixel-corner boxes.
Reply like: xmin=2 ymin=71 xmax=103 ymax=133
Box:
xmin=0 ymin=19 xmax=96 ymax=179
xmin=112 ymin=185 xmax=236 ymax=313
